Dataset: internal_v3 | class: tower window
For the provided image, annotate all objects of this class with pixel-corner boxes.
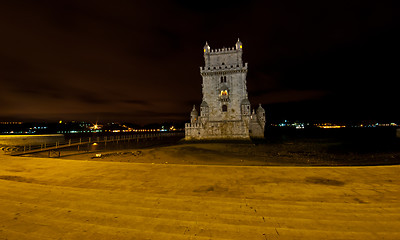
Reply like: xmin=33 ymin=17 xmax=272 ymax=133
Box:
xmin=222 ymin=105 xmax=228 ymax=112
xmin=220 ymin=76 xmax=227 ymax=83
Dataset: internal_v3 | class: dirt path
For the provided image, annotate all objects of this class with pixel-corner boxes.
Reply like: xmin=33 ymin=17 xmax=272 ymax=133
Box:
xmin=0 ymin=154 xmax=399 ymax=239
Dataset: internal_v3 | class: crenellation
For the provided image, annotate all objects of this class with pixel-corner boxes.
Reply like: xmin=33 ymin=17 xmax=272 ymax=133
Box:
xmin=186 ymin=39 xmax=265 ymax=140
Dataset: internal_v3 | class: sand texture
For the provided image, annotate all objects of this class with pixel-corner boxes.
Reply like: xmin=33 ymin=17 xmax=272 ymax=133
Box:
xmin=0 ymin=144 xmax=399 ymax=239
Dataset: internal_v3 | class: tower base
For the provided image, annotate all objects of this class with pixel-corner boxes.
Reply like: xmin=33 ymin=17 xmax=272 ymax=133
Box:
xmin=185 ymin=121 xmax=250 ymax=140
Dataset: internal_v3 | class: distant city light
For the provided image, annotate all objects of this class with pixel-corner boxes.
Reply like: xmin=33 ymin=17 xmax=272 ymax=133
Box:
xmin=0 ymin=122 xmax=23 ymax=125
xmin=0 ymin=121 xmax=183 ymax=134
xmin=318 ymin=125 xmax=345 ymax=129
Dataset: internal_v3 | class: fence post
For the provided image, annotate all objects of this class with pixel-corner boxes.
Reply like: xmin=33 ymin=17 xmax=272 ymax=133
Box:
xmin=88 ymin=137 xmax=91 ymax=143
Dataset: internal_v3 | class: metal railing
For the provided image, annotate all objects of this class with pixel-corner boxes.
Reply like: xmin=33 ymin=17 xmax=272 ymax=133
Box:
xmin=8 ymin=132 xmax=184 ymax=156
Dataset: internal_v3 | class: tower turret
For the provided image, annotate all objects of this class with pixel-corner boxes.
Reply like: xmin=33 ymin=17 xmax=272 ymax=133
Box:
xmin=190 ymin=105 xmax=198 ymax=124
xmin=249 ymin=107 xmax=265 ymax=138
xmin=203 ymin=42 xmax=211 ymax=68
xmin=203 ymin=41 xmax=210 ymax=53
xmin=200 ymin=101 xmax=209 ymax=117
xmin=241 ymin=98 xmax=251 ymax=116
xmin=256 ymin=104 xmax=266 ymax=127
xmin=235 ymin=38 xmax=243 ymax=66
xmin=235 ymin=38 xmax=243 ymax=51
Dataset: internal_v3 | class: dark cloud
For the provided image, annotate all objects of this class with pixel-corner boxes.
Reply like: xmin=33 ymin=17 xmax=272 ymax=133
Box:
xmin=121 ymin=100 xmax=151 ymax=106
xmin=75 ymin=94 xmax=108 ymax=105
xmin=0 ymin=0 xmax=398 ymax=124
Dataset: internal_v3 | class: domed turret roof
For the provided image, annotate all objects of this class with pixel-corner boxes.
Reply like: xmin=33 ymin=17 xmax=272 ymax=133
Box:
xmin=191 ymin=105 xmax=198 ymax=115
xmin=256 ymin=103 xmax=265 ymax=113
xmin=200 ymin=101 xmax=208 ymax=107
xmin=241 ymin=98 xmax=250 ymax=105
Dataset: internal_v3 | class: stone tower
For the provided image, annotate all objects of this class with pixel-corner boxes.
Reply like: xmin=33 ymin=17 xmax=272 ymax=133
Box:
xmin=185 ymin=39 xmax=265 ymax=140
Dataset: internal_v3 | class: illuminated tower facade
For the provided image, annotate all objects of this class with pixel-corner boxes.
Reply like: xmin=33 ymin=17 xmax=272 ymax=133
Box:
xmin=185 ymin=39 xmax=265 ymax=140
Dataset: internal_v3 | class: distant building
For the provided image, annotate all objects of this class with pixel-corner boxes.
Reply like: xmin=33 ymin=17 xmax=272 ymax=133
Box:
xmin=185 ymin=39 xmax=265 ymax=140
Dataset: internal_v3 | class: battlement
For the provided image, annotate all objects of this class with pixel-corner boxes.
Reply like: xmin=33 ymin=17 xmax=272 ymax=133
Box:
xmin=200 ymin=62 xmax=248 ymax=75
xmin=203 ymin=39 xmax=242 ymax=55
xmin=185 ymin=123 xmax=203 ymax=128
xmin=205 ymin=47 xmax=240 ymax=55
xmin=186 ymin=39 xmax=264 ymax=140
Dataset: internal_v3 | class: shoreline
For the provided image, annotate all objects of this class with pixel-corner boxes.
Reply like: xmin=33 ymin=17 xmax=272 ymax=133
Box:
xmin=17 ymin=141 xmax=400 ymax=167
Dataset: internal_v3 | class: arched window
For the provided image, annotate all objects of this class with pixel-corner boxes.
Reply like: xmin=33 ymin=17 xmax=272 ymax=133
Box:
xmin=221 ymin=76 xmax=224 ymax=83
xmin=222 ymin=105 xmax=228 ymax=112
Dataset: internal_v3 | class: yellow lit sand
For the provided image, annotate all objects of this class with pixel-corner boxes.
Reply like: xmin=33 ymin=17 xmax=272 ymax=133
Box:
xmin=0 ymin=144 xmax=399 ymax=239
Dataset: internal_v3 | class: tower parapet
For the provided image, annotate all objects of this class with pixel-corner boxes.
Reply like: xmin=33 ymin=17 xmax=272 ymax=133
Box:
xmin=200 ymin=63 xmax=248 ymax=75
xmin=185 ymin=39 xmax=265 ymax=140
xmin=203 ymin=39 xmax=244 ymax=70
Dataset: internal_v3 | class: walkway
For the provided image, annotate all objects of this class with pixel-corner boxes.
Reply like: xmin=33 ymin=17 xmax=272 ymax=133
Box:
xmin=0 ymin=156 xmax=399 ymax=239
xmin=9 ymin=132 xmax=183 ymax=156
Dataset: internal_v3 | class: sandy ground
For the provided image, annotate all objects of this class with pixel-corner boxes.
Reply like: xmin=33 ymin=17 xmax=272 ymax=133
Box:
xmin=51 ymin=142 xmax=400 ymax=166
xmin=0 ymin=144 xmax=399 ymax=239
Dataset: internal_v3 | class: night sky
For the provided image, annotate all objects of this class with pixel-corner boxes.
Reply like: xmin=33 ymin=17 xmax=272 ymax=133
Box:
xmin=0 ymin=0 xmax=399 ymax=125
